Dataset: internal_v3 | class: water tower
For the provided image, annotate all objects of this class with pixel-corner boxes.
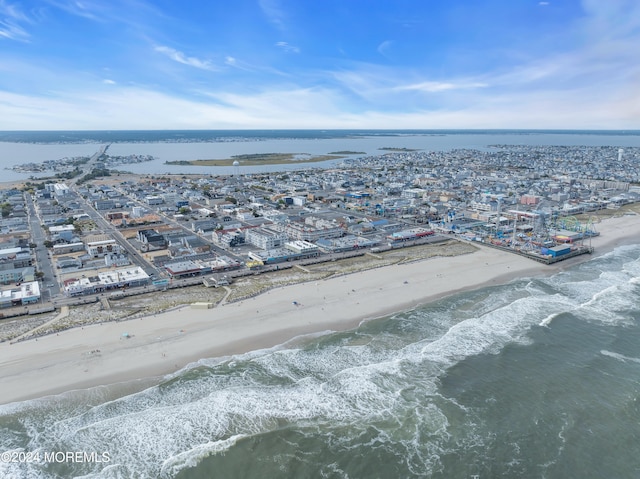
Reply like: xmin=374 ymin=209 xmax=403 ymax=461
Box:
xmin=618 ymin=148 xmax=624 ymax=162
xmin=233 ymin=160 xmax=240 ymax=176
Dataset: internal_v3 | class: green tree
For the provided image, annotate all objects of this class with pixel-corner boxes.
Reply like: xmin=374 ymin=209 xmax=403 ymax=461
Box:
xmin=0 ymin=202 xmax=12 ymax=217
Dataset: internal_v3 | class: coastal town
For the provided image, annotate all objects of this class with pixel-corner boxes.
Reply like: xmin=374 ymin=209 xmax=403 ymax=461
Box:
xmin=1 ymin=143 xmax=639 ymax=328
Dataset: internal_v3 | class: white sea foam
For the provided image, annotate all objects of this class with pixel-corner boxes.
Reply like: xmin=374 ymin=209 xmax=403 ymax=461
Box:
xmin=6 ymin=245 xmax=640 ymax=478
xmin=536 ymin=255 xmax=640 ymax=326
xmin=573 ymin=279 xmax=637 ymax=325
xmin=539 ymin=312 xmax=562 ymax=327
xmin=13 ymin=353 xmax=446 ymax=477
xmin=417 ymin=293 xmax=569 ymax=367
xmin=10 ymin=323 xmax=467 ymax=478
xmin=600 ymin=350 xmax=640 ymax=364
xmin=159 ymin=434 xmax=247 ymax=477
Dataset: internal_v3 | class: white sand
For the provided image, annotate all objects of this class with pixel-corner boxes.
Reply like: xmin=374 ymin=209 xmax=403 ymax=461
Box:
xmin=1 ymin=214 xmax=639 ymax=404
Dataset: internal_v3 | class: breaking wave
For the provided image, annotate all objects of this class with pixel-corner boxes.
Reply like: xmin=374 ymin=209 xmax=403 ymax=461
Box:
xmin=2 ymin=245 xmax=640 ymax=477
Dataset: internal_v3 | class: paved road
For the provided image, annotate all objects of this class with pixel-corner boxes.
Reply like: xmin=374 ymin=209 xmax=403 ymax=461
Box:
xmin=68 ymin=144 xmax=110 ymax=184
xmin=112 ymin=184 xmax=244 ymax=263
xmin=69 ymin=183 xmax=159 ymax=278
xmin=24 ymin=192 xmax=58 ymax=300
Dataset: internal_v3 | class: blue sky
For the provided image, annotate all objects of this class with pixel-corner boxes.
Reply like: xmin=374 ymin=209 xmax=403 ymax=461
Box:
xmin=0 ymin=0 xmax=638 ymax=130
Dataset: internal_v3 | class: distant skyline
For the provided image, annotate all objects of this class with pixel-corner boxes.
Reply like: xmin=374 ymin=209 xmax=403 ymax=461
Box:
xmin=1 ymin=0 xmax=638 ymax=130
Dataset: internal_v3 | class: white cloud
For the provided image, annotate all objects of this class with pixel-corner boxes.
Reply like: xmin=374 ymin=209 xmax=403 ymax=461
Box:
xmin=259 ymin=0 xmax=287 ymax=31
xmin=46 ymin=0 xmax=100 ymax=21
xmin=396 ymin=80 xmax=488 ymax=93
xmin=154 ymin=46 xmax=217 ymax=71
xmin=1 ymin=73 xmax=636 ymax=131
xmin=377 ymin=40 xmax=393 ymax=58
xmin=0 ymin=1 xmax=32 ymax=41
xmin=275 ymin=41 xmax=300 ymax=53
xmin=4 ymin=0 xmax=640 ymax=133
xmin=330 ymin=65 xmax=487 ymax=106
xmin=0 ymin=19 xmax=27 ymax=40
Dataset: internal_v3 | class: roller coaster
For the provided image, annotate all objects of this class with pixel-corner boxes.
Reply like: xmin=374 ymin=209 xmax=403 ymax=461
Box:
xmin=548 ymin=214 xmax=599 ymax=237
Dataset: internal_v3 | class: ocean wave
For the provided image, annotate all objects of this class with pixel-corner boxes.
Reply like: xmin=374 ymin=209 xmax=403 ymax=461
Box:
xmin=3 ymin=244 xmax=640 ymax=477
xmin=159 ymin=434 xmax=247 ymax=478
xmin=600 ymin=350 xmax=640 ymax=364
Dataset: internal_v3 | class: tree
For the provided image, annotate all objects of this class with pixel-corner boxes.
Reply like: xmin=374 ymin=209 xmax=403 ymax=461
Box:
xmin=0 ymin=202 xmax=12 ymax=218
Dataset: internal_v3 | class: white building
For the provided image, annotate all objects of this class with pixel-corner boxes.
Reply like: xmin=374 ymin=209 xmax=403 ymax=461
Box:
xmin=53 ymin=183 xmax=70 ymax=197
xmin=401 ymin=188 xmax=426 ymax=199
xmin=64 ymin=266 xmax=149 ymax=296
xmin=285 ymin=240 xmax=319 ymax=255
xmin=86 ymin=239 xmax=122 ymax=257
xmin=49 ymin=224 xmax=76 ymax=234
xmin=145 ymin=195 xmax=164 ymax=205
xmin=235 ymin=209 xmax=254 ymax=221
xmin=0 ymin=281 xmax=40 ymax=307
xmin=245 ymin=227 xmax=288 ymax=250
xmin=131 ymin=206 xmax=145 ymax=218
xmin=105 ymin=253 xmax=131 ymax=267
xmin=281 ymin=217 xmax=344 ymax=242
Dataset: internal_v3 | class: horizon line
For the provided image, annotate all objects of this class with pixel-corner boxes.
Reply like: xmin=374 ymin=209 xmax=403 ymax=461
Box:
xmin=1 ymin=128 xmax=640 ymax=133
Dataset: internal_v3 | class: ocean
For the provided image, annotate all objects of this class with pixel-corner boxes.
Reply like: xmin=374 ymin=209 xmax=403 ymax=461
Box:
xmin=2 ymin=244 xmax=640 ymax=478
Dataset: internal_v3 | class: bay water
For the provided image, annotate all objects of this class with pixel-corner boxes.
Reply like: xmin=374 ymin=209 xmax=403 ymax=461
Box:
xmin=2 ymin=129 xmax=640 ymax=181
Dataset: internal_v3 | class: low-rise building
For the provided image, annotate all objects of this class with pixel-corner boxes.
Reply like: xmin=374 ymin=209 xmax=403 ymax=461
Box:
xmin=164 ymin=260 xmax=209 ymax=278
xmin=145 ymin=195 xmax=164 ymax=205
xmin=105 ymin=253 xmax=131 ymax=267
xmin=138 ymin=229 xmax=167 ymax=250
xmin=94 ymin=199 xmax=117 ymax=210
xmin=86 ymin=239 xmax=122 ymax=257
xmin=316 ymin=235 xmax=379 ymax=253
xmin=52 ymin=242 xmax=85 ymax=255
xmin=285 ymin=240 xmax=319 ymax=255
xmin=0 ymin=266 xmax=35 ymax=285
xmin=0 ymin=281 xmax=40 ymax=307
xmin=63 ymin=266 xmax=149 ymax=296
xmin=246 ymin=227 xmax=288 ymax=250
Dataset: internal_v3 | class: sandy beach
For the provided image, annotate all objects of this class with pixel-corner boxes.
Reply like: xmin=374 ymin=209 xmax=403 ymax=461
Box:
xmin=1 ymin=214 xmax=639 ymax=405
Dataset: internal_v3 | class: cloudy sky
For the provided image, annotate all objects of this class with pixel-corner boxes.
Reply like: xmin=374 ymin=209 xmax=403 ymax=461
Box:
xmin=0 ymin=0 xmax=638 ymax=130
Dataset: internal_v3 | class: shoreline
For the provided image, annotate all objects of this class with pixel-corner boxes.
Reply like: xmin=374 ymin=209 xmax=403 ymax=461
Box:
xmin=1 ymin=214 xmax=639 ymax=405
